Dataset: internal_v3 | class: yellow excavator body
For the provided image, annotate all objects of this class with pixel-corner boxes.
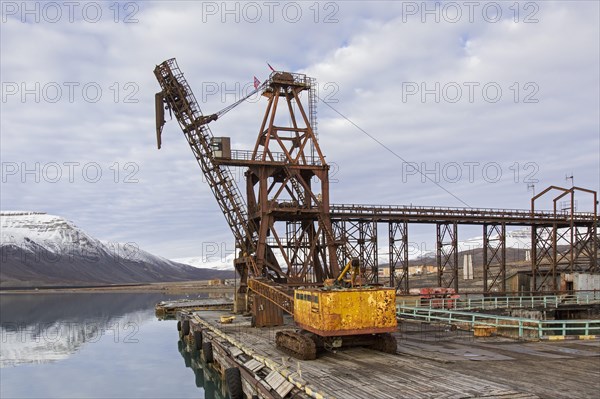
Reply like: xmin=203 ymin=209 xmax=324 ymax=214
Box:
xmin=293 ymin=287 xmax=397 ymax=337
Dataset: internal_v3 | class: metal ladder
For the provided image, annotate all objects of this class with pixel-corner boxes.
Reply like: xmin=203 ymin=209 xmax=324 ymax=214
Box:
xmin=308 ymin=77 xmax=318 ymax=161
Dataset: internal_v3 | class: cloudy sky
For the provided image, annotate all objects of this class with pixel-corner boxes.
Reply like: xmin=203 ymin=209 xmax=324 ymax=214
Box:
xmin=1 ymin=1 xmax=598 ymax=262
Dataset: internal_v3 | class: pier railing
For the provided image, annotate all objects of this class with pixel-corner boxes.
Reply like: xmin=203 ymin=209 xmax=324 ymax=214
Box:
xmin=247 ymin=279 xmax=294 ymax=314
xmin=397 ymin=305 xmax=600 ymax=339
xmin=399 ymin=292 xmax=600 ymax=311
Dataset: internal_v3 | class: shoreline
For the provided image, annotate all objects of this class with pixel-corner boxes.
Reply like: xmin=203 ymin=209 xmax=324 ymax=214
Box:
xmin=0 ymin=280 xmax=237 ymax=295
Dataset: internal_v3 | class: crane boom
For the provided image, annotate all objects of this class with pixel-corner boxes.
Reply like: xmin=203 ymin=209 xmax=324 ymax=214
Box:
xmin=153 ymin=58 xmax=260 ymax=276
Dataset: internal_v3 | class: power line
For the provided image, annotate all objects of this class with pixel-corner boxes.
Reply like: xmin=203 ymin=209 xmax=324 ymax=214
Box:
xmin=316 ymin=97 xmax=472 ymax=208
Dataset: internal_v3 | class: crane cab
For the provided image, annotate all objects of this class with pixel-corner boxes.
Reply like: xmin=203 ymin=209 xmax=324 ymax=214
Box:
xmin=210 ymin=137 xmax=231 ymax=159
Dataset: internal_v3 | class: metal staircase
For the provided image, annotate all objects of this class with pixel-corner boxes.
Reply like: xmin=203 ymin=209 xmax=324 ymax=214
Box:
xmin=284 ymin=167 xmax=307 ymax=207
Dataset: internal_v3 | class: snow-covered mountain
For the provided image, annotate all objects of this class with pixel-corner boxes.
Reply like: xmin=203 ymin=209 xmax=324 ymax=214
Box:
xmin=172 ymin=253 xmax=236 ymax=271
xmin=0 ymin=211 xmax=230 ymax=287
xmin=174 ymin=251 xmax=289 ymax=272
xmin=375 ymin=227 xmax=533 ymax=264
xmin=175 ymin=228 xmax=535 ymax=270
xmin=456 ymin=228 xmax=532 ymax=253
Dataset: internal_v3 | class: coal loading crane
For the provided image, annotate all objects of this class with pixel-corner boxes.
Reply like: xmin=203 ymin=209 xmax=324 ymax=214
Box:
xmin=153 ymin=58 xmax=398 ymax=359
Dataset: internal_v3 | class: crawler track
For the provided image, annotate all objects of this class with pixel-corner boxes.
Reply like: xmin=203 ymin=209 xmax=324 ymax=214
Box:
xmin=371 ymin=333 xmax=398 ymax=354
xmin=276 ymin=330 xmax=317 ymax=360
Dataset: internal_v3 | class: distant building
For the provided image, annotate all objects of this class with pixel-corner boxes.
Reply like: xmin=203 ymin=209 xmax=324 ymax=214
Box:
xmin=378 ymin=265 xmax=436 ymax=279
xmin=506 ymin=271 xmax=600 ymax=295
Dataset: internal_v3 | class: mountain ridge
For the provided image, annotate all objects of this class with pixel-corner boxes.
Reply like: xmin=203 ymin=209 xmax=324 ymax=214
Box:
xmin=0 ymin=212 xmax=231 ymax=287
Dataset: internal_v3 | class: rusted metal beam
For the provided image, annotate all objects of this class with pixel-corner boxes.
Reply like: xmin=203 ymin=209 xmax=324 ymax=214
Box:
xmin=389 ymin=221 xmax=409 ymax=293
xmin=331 ymin=203 xmax=594 ymax=226
xmin=482 ymin=223 xmax=506 ymax=294
xmin=437 ymin=222 xmax=459 ymax=292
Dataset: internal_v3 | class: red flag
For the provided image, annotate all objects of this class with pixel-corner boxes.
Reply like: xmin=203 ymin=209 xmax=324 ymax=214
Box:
xmin=267 ymin=62 xmax=275 ymax=72
xmin=253 ymin=76 xmax=260 ymax=89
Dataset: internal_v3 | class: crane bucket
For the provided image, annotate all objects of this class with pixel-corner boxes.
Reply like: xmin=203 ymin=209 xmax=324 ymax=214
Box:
xmin=155 ymin=91 xmax=165 ymax=149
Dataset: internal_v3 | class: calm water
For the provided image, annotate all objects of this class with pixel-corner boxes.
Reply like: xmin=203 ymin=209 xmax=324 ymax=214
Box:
xmin=0 ymin=293 xmax=229 ymax=399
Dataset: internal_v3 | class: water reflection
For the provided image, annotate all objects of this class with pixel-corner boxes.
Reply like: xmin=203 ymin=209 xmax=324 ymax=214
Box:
xmin=1 ymin=293 xmax=166 ymax=367
xmin=177 ymin=339 xmax=230 ymax=399
xmin=0 ymin=292 xmax=224 ymax=398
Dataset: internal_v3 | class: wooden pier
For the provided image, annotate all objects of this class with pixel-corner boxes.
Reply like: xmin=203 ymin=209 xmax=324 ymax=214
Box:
xmin=173 ymin=307 xmax=600 ymax=399
xmin=155 ymin=298 xmax=233 ymax=318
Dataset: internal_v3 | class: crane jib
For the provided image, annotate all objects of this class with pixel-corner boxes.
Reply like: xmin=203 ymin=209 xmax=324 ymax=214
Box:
xmin=153 ymin=58 xmax=261 ymax=277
